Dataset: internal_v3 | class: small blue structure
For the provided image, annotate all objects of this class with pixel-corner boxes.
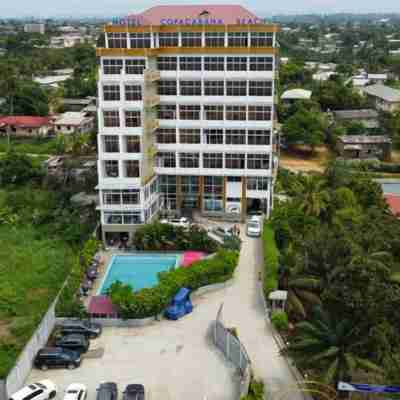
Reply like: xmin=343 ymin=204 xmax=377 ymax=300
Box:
xmin=164 ymin=287 xmax=193 ymax=320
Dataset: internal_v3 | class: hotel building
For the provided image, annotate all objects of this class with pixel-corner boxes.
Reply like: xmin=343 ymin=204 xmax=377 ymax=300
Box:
xmin=96 ymin=5 xmax=279 ymax=244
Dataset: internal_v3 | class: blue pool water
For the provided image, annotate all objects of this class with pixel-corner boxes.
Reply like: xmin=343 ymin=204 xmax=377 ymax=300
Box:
xmin=381 ymin=183 xmax=400 ymax=195
xmin=98 ymin=254 xmax=179 ymax=294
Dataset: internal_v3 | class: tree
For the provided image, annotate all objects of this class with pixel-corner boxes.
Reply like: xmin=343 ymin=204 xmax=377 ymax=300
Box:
xmin=282 ymin=107 xmax=326 ymax=152
xmin=298 ymin=175 xmax=330 ymax=218
xmin=0 ymin=152 xmax=43 ymax=185
xmin=285 ymin=307 xmax=383 ymax=387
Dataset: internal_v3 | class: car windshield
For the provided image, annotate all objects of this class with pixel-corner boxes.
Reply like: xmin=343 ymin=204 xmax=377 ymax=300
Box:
xmin=67 ymin=391 xmax=78 ymax=394
xmin=248 ymin=222 xmax=259 ymax=229
xmin=35 ymin=383 xmax=46 ymax=389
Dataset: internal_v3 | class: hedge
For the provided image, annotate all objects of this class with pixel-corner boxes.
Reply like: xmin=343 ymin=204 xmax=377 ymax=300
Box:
xmin=109 ymin=250 xmax=239 ymax=319
xmin=271 ymin=311 xmax=289 ymax=332
xmin=262 ymin=222 xmax=279 ymax=298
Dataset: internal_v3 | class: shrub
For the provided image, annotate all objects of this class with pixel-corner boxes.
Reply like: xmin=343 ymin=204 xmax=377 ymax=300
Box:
xmin=133 ymin=222 xmax=218 ymax=252
xmin=241 ymin=375 xmax=265 ymax=400
xmin=262 ymin=222 xmax=279 ymax=297
xmin=109 ymin=250 xmax=239 ymax=319
xmin=271 ymin=311 xmax=289 ymax=332
xmin=222 ymin=235 xmax=242 ymax=251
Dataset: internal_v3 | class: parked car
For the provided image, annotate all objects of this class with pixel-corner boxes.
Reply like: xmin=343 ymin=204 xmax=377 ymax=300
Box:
xmin=96 ymin=383 xmax=118 ymax=400
xmin=10 ymin=380 xmax=57 ymax=400
xmin=123 ymin=385 xmax=145 ymax=400
xmin=59 ymin=320 xmax=102 ymax=339
xmin=55 ymin=334 xmax=90 ymax=354
xmin=34 ymin=347 xmax=81 ymax=370
xmin=63 ymin=384 xmax=87 ymax=400
xmin=160 ymin=217 xmax=190 ymax=229
xmin=246 ymin=220 xmax=262 ymax=237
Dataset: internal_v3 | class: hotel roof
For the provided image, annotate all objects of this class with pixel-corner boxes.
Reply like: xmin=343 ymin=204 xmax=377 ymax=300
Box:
xmin=128 ymin=5 xmax=259 ymax=25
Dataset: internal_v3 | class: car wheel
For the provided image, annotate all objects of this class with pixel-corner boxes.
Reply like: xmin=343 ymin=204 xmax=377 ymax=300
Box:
xmin=40 ymin=364 xmax=48 ymax=371
xmin=49 ymin=391 xmax=56 ymax=399
xmin=67 ymin=363 xmax=76 ymax=370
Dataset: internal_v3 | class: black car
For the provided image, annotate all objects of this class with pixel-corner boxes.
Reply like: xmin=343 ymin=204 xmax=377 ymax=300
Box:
xmin=96 ymin=383 xmax=118 ymax=400
xmin=59 ymin=320 xmax=102 ymax=339
xmin=34 ymin=347 xmax=81 ymax=370
xmin=55 ymin=334 xmax=89 ymax=354
xmin=123 ymin=385 xmax=145 ymax=400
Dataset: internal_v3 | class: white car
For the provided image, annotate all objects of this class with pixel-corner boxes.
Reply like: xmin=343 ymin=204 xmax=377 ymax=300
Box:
xmin=160 ymin=217 xmax=190 ymax=229
xmin=64 ymin=384 xmax=87 ymax=400
xmin=10 ymin=380 xmax=57 ymax=400
xmin=246 ymin=220 xmax=262 ymax=237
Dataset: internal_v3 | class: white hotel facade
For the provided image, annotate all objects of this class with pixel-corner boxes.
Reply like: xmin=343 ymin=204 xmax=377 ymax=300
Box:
xmin=96 ymin=5 xmax=279 ymax=243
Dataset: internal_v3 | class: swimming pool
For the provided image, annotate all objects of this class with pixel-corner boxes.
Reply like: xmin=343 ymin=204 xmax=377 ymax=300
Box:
xmin=97 ymin=254 xmax=180 ymax=294
xmin=381 ymin=183 xmax=400 ymax=195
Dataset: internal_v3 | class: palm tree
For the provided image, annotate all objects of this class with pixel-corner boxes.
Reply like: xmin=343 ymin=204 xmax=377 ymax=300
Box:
xmin=285 ymin=307 xmax=382 ymax=388
xmin=298 ymin=176 xmax=330 ymax=218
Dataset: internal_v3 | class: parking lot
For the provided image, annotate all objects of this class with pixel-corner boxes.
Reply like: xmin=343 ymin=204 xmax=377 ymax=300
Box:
xmin=26 ymin=295 xmax=238 ymax=400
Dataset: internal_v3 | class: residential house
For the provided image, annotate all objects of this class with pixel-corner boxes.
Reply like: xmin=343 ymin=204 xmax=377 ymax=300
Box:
xmin=0 ymin=116 xmax=51 ymax=137
xmin=53 ymin=112 xmax=94 ymax=135
xmin=61 ymin=98 xmax=96 ymax=112
xmin=336 ymin=135 xmax=391 ymax=161
xmin=34 ymin=74 xmax=72 ymax=88
xmin=363 ymin=84 xmax=400 ymax=112
xmin=332 ymin=109 xmax=379 ymax=130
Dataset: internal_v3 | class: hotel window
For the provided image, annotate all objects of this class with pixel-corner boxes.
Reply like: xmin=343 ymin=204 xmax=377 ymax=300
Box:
xmin=227 ymin=57 xmax=247 ymax=71
xmin=103 ymin=189 xmax=140 ymax=206
xmin=250 ymin=32 xmax=273 ymax=47
xmin=179 ymin=57 xmax=202 ymax=71
xmin=225 ymin=153 xmax=245 ymax=169
xmin=203 ymin=153 xmax=223 ymax=169
xmin=204 ymin=129 xmax=223 ymax=144
xmin=157 ymin=152 xmax=176 ymax=168
xmin=179 ymin=152 xmax=199 ymax=168
xmin=248 ymin=130 xmax=271 ymax=145
xmin=122 ymin=190 xmax=140 ymax=205
xmin=226 ymin=81 xmax=247 ymax=96
xmin=247 ymin=177 xmax=269 ymax=191
xmin=159 ymin=175 xmax=177 ymax=193
xmin=158 ymin=104 xmax=177 ymax=119
xmin=204 ymin=176 xmax=223 ymax=194
xmin=125 ymin=136 xmax=141 ymax=153
xmin=103 ymin=59 xmax=123 ymax=74
xmin=181 ymin=32 xmax=202 ymax=47
xmin=125 ymin=59 xmax=146 ymax=74
xmin=159 ymin=33 xmax=179 ymax=47
xmin=226 ymin=105 xmax=246 ymax=121
xmin=102 ymin=190 xmax=121 ymax=205
xmin=204 ymin=81 xmax=224 ymax=96
xmin=181 ymin=176 xmax=199 ymax=194
xmin=125 ymin=85 xmax=142 ymax=101
xmin=104 ymin=160 xmax=119 ymax=177
xmin=249 ymin=81 xmax=272 ymax=96
xmin=180 ymin=80 xmax=202 ymax=96
xmin=205 ymin=32 xmax=225 ymax=47
xmin=156 ymin=128 xmax=176 ymax=144
xmin=179 ymin=105 xmax=201 ymax=120
xmin=104 ymin=136 xmax=119 ymax=153
xmin=247 ymin=154 xmax=270 ymax=169
xmin=248 ymin=106 xmax=271 ymax=121
xmin=204 ymin=56 xmax=225 ymax=71
xmin=249 ymin=57 xmax=273 ymax=71
xmin=124 ymin=160 xmax=140 ymax=177
xmin=225 ymin=129 xmax=246 ymax=145
xmin=179 ymin=129 xmax=201 ymax=144
xmin=125 ymin=111 xmax=141 ymax=127
xmin=204 ymin=105 xmax=224 ymax=120
xmin=103 ymin=110 xmax=120 ymax=127
xmin=107 ymin=33 xmax=127 ymax=48
xmin=228 ymin=32 xmax=248 ymax=47
xmin=158 ymin=80 xmax=177 ymax=96
xmin=104 ymin=211 xmax=142 ymax=225
xmin=129 ymin=33 xmax=151 ymax=48
xmin=157 ymin=57 xmax=177 ymax=71
xmin=103 ymin=85 xmax=120 ymax=101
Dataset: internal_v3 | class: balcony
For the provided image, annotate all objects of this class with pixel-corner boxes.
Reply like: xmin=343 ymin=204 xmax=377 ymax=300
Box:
xmin=143 ymin=94 xmax=160 ymax=108
xmin=144 ymin=69 xmax=160 ymax=82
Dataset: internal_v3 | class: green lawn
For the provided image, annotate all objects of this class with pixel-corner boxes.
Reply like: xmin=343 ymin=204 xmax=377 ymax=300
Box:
xmin=0 ymin=189 xmax=74 ymax=378
xmin=0 ymin=137 xmax=58 ymax=155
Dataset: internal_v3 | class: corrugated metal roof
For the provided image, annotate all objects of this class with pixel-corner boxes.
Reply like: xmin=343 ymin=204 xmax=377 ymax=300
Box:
xmin=338 ymin=135 xmax=391 ymax=144
xmin=363 ymin=84 xmax=400 ymax=102
xmin=333 ymin=109 xmax=378 ymax=120
xmin=0 ymin=116 xmax=50 ymax=128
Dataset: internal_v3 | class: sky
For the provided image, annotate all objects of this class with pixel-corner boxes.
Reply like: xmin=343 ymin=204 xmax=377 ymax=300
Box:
xmin=1 ymin=0 xmax=400 ymax=18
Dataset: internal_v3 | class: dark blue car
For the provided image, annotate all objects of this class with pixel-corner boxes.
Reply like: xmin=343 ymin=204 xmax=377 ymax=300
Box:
xmin=165 ymin=288 xmax=193 ymax=320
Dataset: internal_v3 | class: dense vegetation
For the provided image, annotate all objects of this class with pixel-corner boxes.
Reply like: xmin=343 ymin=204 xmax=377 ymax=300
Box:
xmin=109 ymin=250 xmax=239 ymax=319
xmin=266 ymin=165 xmax=400 ymax=387
xmin=0 ymin=152 xmax=98 ymax=378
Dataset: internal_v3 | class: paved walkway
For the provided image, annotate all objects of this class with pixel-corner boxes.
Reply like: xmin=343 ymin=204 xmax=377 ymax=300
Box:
xmin=220 ymin=232 xmax=303 ymax=400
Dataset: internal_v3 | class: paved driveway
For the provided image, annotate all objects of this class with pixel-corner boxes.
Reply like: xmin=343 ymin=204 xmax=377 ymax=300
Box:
xmin=27 ymin=230 xmax=301 ymax=400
